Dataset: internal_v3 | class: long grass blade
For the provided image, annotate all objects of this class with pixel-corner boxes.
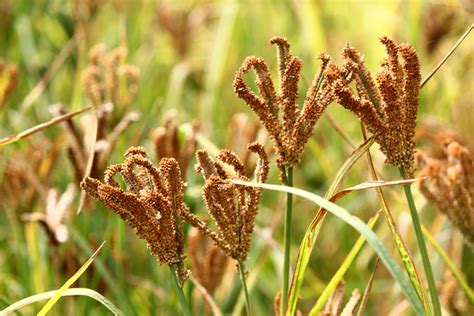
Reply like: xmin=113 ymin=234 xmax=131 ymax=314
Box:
xmin=362 ymin=125 xmax=430 ymax=313
xmin=37 ymin=241 xmax=106 ymax=315
xmin=400 ymin=168 xmax=440 ymax=316
xmin=356 ymin=258 xmax=379 ymax=316
xmin=0 ymin=105 xmax=93 ymax=146
xmin=69 ymin=228 xmax=133 ymax=313
xmin=232 ymin=180 xmax=425 ymax=315
xmin=0 ymin=288 xmax=123 ymax=315
xmin=285 ymin=137 xmax=374 ymax=315
xmin=309 ymin=211 xmax=381 ymax=315
xmin=420 ymin=23 xmax=473 ymax=89
xmin=422 ymin=225 xmax=474 ymax=304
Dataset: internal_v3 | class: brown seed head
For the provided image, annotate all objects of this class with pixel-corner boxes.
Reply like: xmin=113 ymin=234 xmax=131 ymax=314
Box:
xmin=150 ymin=111 xmax=199 ymax=179
xmin=333 ymin=37 xmax=421 ymax=175
xmin=184 ymin=144 xmax=269 ymax=261
xmin=233 ymin=36 xmax=336 ymax=177
xmin=417 ymin=137 xmax=474 ymax=249
xmin=187 ymin=227 xmax=228 ymax=294
xmin=80 ymin=147 xmax=189 ymax=282
xmin=0 ymin=59 xmax=18 ymax=108
xmin=82 ymin=44 xmax=140 ymax=109
xmin=226 ymin=112 xmax=268 ymax=173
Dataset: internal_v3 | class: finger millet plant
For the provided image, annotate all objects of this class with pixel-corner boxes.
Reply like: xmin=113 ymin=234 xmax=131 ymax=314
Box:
xmin=1 ymin=2 xmax=473 ymax=315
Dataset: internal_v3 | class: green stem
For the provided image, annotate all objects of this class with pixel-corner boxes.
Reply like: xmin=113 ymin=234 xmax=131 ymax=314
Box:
xmin=238 ymin=260 xmax=252 ymax=316
xmin=399 ymin=168 xmax=441 ymax=316
xmin=221 ymin=275 xmax=241 ymax=313
xmin=169 ymin=265 xmax=192 ymax=316
xmin=281 ymin=167 xmax=293 ymax=316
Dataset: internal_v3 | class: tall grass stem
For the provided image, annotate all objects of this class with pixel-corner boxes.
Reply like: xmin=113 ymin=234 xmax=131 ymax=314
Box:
xmin=238 ymin=261 xmax=252 ymax=316
xmin=400 ymin=168 xmax=441 ymax=316
xmin=169 ymin=265 xmax=192 ymax=316
xmin=281 ymin=166 xmax=293 ymax=315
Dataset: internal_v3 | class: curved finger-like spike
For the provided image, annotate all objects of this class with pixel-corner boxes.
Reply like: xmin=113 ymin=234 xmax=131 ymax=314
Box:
xmin=104 ymin=164 xmax=123 ymax=187
xmin=125 ymin=146 xmax=148 ymax=158
xmin=233 ymin=56 xmax=279 ymax=120
xmin=125 ymin=154 xmax=163 ymax=192
xmin=399 ymin=43 xmax=421 ymax=175
xmin=195 ymin=150 xmax=219 ymax=180
xmin=380 ymin=37 xmax=404 ymax=95
xmin=342 ymin=45 xmax=384 ymax=119
xmin=218 ymin=149 xmax=246 ymax=178
xmin=159 ymin=158 xmax=185 ymax=210
xmin=376 ymin=69 xmax=403 ymax=125
xmin=203 ymin=176 xmax=239 ymax=249
xmin=119 ymin=162 xmax=145 ymax=195
xmin=80 ymin=177 xmax=135 ymax=223
xmin=247 ymin=142 xmax=269 ymax=183
xmin=270 ymin=36 xmax=292 ymax=81
xmin=307 ymin=54 xmax=332 ymax=99
xmin=280 ymin=57 xmax=302 ymax=135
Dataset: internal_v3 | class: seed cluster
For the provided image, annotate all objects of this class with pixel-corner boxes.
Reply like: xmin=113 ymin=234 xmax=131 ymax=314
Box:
xmin=330 ymin=37 xmax=421 ymax=175
xmin=417 ymin=137 xmax=474 ymax=249
xmin=52 ymin=45 xmax=141 ymax=182
xmin=81 ymin=147 xmax=188 ymax=280
xmin=0 ymin=58 xmax=17 ymax=108
xmin=78 ymin=35 xmax=429 ymax=294
xmin=226 ymin=112 xmax=266 ymax=173
xmin=233 ymin=36 xmax=337 ymax=179
xmin=82 ymin=44 xmax=139 ymax=110
xmin=150 ymin=110 xmax=199 ymax=178
xmin=187 ymin=227 xmax=228 ymax=294
xmin=182 ymin=142 xmax=269 ymax=262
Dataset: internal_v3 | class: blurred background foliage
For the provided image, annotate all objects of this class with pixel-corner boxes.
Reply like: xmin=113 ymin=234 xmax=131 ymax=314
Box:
xmin=0 ymin=0 xmax=473 ymax=315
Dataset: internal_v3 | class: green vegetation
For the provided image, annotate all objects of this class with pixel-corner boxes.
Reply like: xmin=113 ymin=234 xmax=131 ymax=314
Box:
xmin=1 ymin=1 xmax=473 ymax=315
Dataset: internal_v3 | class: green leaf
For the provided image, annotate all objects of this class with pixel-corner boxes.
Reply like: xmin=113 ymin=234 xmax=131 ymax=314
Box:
xmin=309 ymin=211 xmax=380 ymax=315
xmin=1 ymin=288 xmax=123 ymax=315
xmin=287 ymin=137 xmax=375 ymax=315
xmin=0 ymin=105 xmax=93 ymax=146
xmin=37 ymin=241 xmax=106 ymax=315
xmin=232 ymin=179 xmax=425 ymax=315
xmin=364 ymin=141 xmax=430 ymax=313
xmin=422 ymin=225 xmax=474 ymax=304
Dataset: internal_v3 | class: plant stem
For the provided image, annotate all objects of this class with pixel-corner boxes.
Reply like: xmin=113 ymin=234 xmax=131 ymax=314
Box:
xmin=399 ymin=168 xmax=441 ymax=316
xmin=238 ymin=260 xmax=252 ymax=316
xmin=169 ymin=265 xmax=192 ymax=316
xmin=281 ymin=166 xmax=293 ymax=316
xmin=221 ymin=275 xmax=242 ymax=313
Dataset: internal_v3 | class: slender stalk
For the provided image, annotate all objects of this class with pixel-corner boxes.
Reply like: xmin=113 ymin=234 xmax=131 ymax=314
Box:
xmin=169 ymin=265 xmax=192 ymax=316
xmin=281 ymin=166 xmax=293 ymax=316
xmin=420 ymin=23 xmax=473 ymax=89
xmin=399 ymin=168 xmax=441 ymax=316
xmin=221 ymin=276 xmax=242 ymax=313
xmin=238 ymin=260 xmax=252 ymax=316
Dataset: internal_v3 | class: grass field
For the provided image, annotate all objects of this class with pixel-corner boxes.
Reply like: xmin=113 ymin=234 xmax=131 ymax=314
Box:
xmin=1 ymin=1 xmax=473 ymax=315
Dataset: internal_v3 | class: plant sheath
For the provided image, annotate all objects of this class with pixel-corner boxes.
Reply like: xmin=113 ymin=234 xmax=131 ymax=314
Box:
xmin=169 ymin=265 xmax=192 ymax=316
xmin=281 ymin=166 xmax=293 ymax=315
xmin=238 ymin=260 xmax=252 ymax=316
xmin=400 ymin=168 xmax=441 ymax=316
